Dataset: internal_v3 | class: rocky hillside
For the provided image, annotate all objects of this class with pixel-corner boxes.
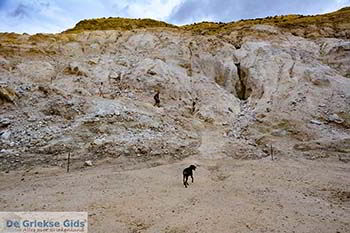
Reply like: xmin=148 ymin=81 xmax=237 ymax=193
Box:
xmin=0 ymin=8 xmax=350 ymax=172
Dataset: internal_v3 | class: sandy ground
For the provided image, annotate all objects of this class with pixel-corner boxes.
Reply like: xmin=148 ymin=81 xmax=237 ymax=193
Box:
xmin=1 ymin=128 xmax=350 ymax=233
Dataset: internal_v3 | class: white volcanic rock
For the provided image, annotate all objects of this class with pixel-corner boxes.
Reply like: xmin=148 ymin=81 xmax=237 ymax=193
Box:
xmin=17 ymin=61 xmax=55 ymax=83
xmin=251 ymin=24 xmax=280 ymax=34
xmin=0 ymin=21 xmax=349 ymax=171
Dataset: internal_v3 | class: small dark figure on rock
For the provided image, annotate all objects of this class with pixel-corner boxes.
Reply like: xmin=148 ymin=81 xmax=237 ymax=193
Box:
xmin=192 ymin=100 xmax=196 ymax=114
xmin=191 ymin=98 xmax=198 ymax=114
xmin=99 ymin=82 xmax=104 ymax=97
xmin=183 ymin=165 xmax=196 ymax=188
xmin=154 ymin=90 xmax=160 ymax=107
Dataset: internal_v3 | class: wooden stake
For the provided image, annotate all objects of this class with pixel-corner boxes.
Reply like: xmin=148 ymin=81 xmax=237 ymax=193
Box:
xmin=67 ymin=152 xmax=71 ymax=173
xmin=270 ymin=145 xmax=274 ymax=161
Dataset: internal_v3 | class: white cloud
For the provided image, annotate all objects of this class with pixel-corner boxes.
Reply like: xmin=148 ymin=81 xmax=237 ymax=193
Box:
xmin=124 ymin=0 xmax=183 ymax=20
xmin=169 ymin=0 xmax=350 ymax=24
xmin=0 ymin=0 xmax=185 ymax=33
xmin=320 ymin=0 xmax=350 ymax=13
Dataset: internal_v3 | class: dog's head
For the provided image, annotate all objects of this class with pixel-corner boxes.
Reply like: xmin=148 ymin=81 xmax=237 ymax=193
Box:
xmin=190 ymin=165 xmax=196 ymax=170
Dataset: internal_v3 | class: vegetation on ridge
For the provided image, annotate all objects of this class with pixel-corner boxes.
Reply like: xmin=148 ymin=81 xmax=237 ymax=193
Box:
xmin=0 ymin=6 xmax=349 ymax=40
xmin=63 ymin=7 xmax=350 ymax=36
xmin=64 ymin=17 xmax=176 ymax=33
xmin=181 ymin=6 xmax=350 ymax=35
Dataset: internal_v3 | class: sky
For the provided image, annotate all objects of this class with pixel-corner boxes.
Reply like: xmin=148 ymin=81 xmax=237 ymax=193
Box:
xmin=0 ymin=0 xmax=349 ymax=34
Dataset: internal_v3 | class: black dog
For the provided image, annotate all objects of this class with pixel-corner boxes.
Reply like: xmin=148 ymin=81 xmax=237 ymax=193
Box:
xmin=183 ymin=165 xmax=196 ymax=188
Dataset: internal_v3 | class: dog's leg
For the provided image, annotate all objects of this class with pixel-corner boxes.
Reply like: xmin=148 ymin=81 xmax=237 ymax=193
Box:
xmin=191 ymin=174 xmax=194 ymax=183
xmin=186 ymin=176 xmax=189 ymax=187
xmin=183 ymin=175 xmax=187 ymax=188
